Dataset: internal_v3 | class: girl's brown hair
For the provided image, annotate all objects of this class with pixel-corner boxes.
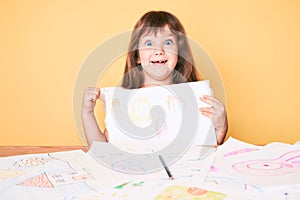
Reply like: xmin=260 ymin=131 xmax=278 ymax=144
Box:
xmin=121 ymin=11 xmax=201 ymax=89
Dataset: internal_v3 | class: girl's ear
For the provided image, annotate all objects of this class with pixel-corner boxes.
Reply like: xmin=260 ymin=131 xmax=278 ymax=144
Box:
xmin=137 ymin=57 xmax=141 ymax=64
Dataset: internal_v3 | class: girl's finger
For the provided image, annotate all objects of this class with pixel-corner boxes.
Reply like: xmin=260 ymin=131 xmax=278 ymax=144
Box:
xmin=199 ymin=109 xmax=213 ymax=118
xmin=85 ymin=88 xmax=100 ymax=99
xmin=85 ymin=92 xmax=99 ymax=101
xmin=199 ymin=107 xmax=215 ymax=118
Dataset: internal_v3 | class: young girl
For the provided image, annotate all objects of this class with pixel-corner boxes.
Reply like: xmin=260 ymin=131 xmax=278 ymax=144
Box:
xmin=82 ymin=11 xmax=228 ymax=147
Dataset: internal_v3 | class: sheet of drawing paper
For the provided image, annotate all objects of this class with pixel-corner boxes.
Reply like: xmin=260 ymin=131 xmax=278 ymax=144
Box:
xmin=0 ymin=150 xmax=120 ymax=200
xmin=89 ymin=142 xmax=215 ymax=187
xmin=203 ymin=165 xmax=264 ymax=193
xmin=203 ymin=137 xmax=263 ymax=192
xmin=75 ymin=183 xmax=285 ymax=200
xmin=0 ymin=151 xmax=91 ymax=199
xmin=50 ymin=150 xmax=122 ymax=190
xmin=203 ymin=165 xmax=292 ymax=199
xmin=142 ymin=145 xmax=215 ymax=186
xmin=101 ymin=80 xmax=216 ymax=154
xmin=262 ymin=185 xmax=300 ymax=200
xmin=207 ymin=138 xmax=300 ymax=198
xmin=155 ymin=184 xmax=287 ymax=200
xmin=213 ymin=142 xmax=300 ymax=187
xmin=202 ymin=184 xmax=287 ymax=200
xmin=75 ymin=184 xmax=225 ymax=200
xmin=214 ymin=137 xmax=261 ymax=158
xmin=75 ymin=182 xmax=165 ymax=200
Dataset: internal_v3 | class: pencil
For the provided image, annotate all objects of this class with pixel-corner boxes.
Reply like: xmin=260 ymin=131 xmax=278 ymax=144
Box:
xmin=159 ymin=155 xmax=174 ymax=180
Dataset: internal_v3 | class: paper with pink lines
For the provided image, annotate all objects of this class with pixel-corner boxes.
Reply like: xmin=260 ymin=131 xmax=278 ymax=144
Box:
xmin=214 ymin=140 xmax=300 ymax=187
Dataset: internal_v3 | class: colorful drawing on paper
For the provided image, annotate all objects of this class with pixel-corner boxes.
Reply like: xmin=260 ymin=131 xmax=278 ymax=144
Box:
xmin=75 ymin=182 xmax=162 ymax=200
xmin=16 ymin=163 xmax=93 ymax=188
xmin=223 ymin=148 xmax=259 ymax=157
xmin=166 ymin=94 xmax=186 ymax=115
xmin=0 ymin=151 xmax=97 ymax=199
xmin=106 ymin=151 xmax=209 ymax=181
xmin=154 ymin=185 xmax=226 ymax=200
xmin=47 ymin=169 xmax=93 ymax=187
xmin=19 ymin=172 xmax=54 ymax=188
xmin=114 ymin=181 xmax=145 ymax=189
xmin=129 ymin=95 xmax=152 ymax=127
xmin=13 ymin=157 xmax=47 ymax=167
xmin=205 ymin=175 xmax=262 ymax=192
xmin=204 ymin=166 xmax=262 ymax=192
xmin=0 ymin=168 xmax=22 ymax=180
xmin=101 ymin=81 xmax=214 ymax=155
xmin=233 ymin=149 xmax=300 ymax=176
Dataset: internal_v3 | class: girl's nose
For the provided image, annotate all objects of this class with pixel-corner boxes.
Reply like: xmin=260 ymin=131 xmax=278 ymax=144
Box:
xmin=153 ymin=48 xmax=164 ymax=55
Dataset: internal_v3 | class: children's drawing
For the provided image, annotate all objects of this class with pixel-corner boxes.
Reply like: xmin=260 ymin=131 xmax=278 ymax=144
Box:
xmin=47 ymin=169 xmax=93 ymax=187
xmin=223 ymin=148 xmax=259 ymax=157
xmin=75 ymin=182 xmax=165 ymax=200
xmin=102 ymin=81 xmax=214 ymax=154
xmin=13 ymin=157 xmax=47 ymax=168
xmin=203 ymin=166 xmax=262 ymax=193
xmin=167 ymin=95 xmax=185 ymax=111
xmin=0 ymin=151 xmax=99 ymax=200
xmin=19 ymin=172 xmax=54 ymax=188
xmin=154 ymin=185 xmax=226 ymax=200
xmin=112 ymin=98 xmax=123 ymax=115
xmin=0 ymin=168 xmax=22 ymax=180
xmin=233 ymin=150 xmax=300 ymax=176
xmin=129 ymin=95 xmax=152 ymax=127
xmin=214 ymin=140 xmax=300 ymax=186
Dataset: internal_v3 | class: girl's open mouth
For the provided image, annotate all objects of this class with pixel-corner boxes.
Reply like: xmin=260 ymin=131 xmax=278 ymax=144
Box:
xmin=151 ymin=60 xmax=168 ymax=64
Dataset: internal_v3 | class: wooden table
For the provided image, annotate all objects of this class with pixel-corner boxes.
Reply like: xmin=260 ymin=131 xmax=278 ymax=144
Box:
xmin=0 ymin=146 xmax=88 ymax=157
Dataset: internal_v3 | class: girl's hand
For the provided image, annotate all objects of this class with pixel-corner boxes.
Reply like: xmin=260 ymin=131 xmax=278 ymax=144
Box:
xmin=82 ymin=87 xmax=101 ymax=114
xmin=199 ymin=95 xmax=228 ymax=144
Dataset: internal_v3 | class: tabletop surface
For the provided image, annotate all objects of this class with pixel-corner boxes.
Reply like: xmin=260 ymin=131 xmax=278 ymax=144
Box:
xmin=0 ymin=146 xmax=88 ymax=157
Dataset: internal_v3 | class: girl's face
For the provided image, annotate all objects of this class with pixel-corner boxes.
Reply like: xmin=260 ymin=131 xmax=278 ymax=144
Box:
xmin=137 ymin=25 xmax=178 ymax=85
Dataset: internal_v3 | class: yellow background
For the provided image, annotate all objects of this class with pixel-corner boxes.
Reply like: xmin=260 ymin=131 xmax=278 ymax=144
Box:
xmin=0 ymin=0 xmax=299 ymax=146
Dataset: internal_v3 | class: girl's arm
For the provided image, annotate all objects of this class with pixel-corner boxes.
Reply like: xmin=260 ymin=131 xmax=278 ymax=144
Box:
xmin=199 ymin=95 xmax=228 ymax=145
xmin=214 ymin=113 xmax=228 ymax=145
xmin=81 ymin=87 xmax=108 ymax=147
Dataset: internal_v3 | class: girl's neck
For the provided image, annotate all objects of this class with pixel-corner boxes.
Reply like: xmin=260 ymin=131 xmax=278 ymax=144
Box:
xmin=142 ymin=77 xmax=173 ymax=88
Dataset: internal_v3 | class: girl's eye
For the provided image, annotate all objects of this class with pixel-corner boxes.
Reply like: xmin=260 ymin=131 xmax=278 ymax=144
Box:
xmin=145 ymin=41 xmax=153 ymax=46
xmin=164 ymin=39 xmax=173 ymax=45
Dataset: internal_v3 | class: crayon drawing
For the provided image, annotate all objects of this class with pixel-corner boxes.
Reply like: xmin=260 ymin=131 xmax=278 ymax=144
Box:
xmin=154 ymin=185 xmax=226 ymax=200
xmin=223 ymin=148 xmax=259 ymax=157
xmin=214 ymin=142 xmax=300 ymax=186
xmin=233 ymin=150 xmax=300 ymax=176
xmin=0 ymin=150 xmax=101 ymax=200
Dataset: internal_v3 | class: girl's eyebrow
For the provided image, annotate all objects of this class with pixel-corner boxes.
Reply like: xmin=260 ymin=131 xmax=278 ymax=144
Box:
xmin=165 ymin=34 xmax=176 ymax=38
xmin=163 ymin=34 xmax=176 ymax=41
xmin=140 ymin=35 xmax=152 ymax=40
xmin=140 ymin=33 xmax=176 ymax=40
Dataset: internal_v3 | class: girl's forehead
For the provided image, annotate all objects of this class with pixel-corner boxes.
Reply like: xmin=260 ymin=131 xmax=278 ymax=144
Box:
xmin=139 ymin=27 xmax=177 ymax=39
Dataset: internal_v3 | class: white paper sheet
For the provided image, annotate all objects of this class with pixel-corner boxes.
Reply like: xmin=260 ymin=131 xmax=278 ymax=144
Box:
xmin=214 ymin=139 xmax=300 ymax=187
xmin=88 ymin=142 xmax=215 ymax=187
xmin=0 ymin=150 xmax=121 ymax=200
xmin=101 ymin=80 xmax=216 ymax=154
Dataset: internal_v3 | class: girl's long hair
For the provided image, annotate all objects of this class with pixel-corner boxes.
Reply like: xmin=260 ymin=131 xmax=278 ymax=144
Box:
xmin=121 ymin=11 xmax=201 ymax=89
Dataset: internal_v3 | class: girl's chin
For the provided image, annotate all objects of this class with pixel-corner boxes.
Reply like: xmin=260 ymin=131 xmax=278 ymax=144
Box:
xmin=143 ymin=66 xmax=173 ymax=81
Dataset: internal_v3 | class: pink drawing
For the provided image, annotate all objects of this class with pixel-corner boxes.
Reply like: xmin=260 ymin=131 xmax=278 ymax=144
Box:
xmin=13 ymin=157 xmax=47 ymax=168
xmin=48 ymin=169 xmax=93 ymax=186
xmin=19 ymin=173 xmax=54 ymax=188
xmin=233 ymin=150 xmax=300 ymax=176
xmin=223 ymin=148 xmax=259 ymax=157
xmin=209 ymin=166 xmax=218 ymax=173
